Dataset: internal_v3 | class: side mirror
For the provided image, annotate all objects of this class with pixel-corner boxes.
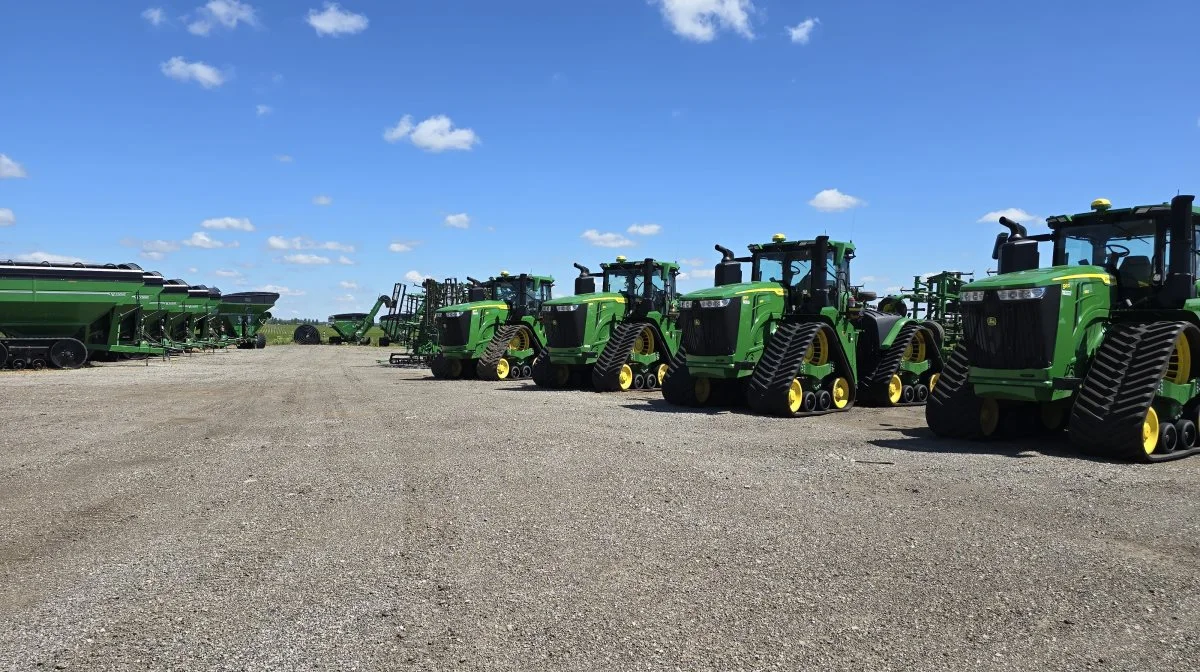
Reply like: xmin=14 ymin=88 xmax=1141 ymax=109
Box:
xmin=991 ymin=232 xmax=1010 ymax=260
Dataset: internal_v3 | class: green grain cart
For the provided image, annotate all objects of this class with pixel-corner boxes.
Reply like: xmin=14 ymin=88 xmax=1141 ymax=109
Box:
xmin=662 ymin=234 xmax=944 ymax=415
xmin=430 ymin=271 xmax=553 ymax=380
xmin=218 ymin=291 xmax=280 ymax=349
xmin=293 ymin=293 xmax=395 ymax=345
xmin=534 ymin=256 xmax=681 ymax=391
xmin=927 ymin=196 xmax=1200 ymax=462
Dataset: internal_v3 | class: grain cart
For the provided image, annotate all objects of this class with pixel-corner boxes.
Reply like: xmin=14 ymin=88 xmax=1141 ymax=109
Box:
xmin=218 ymin=291 xmax=280 ymax=349
xmin=0 ymin=261 xmax=149 ymax=369
xmin=662 ymin=234 xmax=944 ymax=415
xmin=878 ymin=271 xmax=971 ymax=354
xmin=430 ymin=271 xmax=553 ymax=380
xmin=293 ymin=293 xmax=395 ymax=345
xmin=927 ymin=196 xmax=1200 ymax=462
xmin=534 ymin=256 xmax=681 ymax=391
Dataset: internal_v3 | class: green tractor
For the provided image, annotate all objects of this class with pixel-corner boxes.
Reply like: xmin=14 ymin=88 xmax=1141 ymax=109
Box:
xmin=662 ymin=234 xmax=944 ymax=415
xmin=293 ymin=294 xmax=395 ymax=345
xmin=430 ymin=271 xmax=553 ymax=380
xmin=927 ymin=195 xmax=1200 ymax=462
xmin=534 ymin=255 xmax=681 ymax=391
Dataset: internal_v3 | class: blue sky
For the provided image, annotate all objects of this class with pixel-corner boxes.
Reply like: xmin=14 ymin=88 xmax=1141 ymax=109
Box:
xmin=2 ymin=0 xmax=1198 ymax=316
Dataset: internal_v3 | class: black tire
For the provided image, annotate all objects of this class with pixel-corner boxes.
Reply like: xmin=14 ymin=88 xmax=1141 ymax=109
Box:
xmin=902 ymin=385 xmax=915 ymax=403
xmin=1160 ymin=422 xmax=1179 ymax=454
xmin=1176 ymin=419 xmax=1197 ymax=449
xmin=293 ymin=324 xmax=321 ymax=345
xmin=914 ymin=384 xmax=929 ymax=402
xmin=379 ymin=337 xmax=391 ymax=347
xmin=817 ymin=389 xmax=832 ymax=411
xmin=645 ymin=373 xmax=658 ymax=388
xmin=49 ymin=338 xmax=88 ymax=369
xmin=802 ymin=391 xmax=817 ymax=413
xmin=521 ymin=364 xmax=532 ymax=378
xmin=255 ymin=334 xmax=267 ymax=349
xmin=633 ymin=374 xmax=645 ymax=390
xmin=31 ymin=360 xmax=46 ymax=371
xmin=430 ymin=354 xmax=452 ymax=379
xmin=11 ymin=359 xmax=26 ymax=370
xmin=360 ymin=337 xmax=372 ymax=346
xmin=0 ymin=342 xmax=7 ymax=369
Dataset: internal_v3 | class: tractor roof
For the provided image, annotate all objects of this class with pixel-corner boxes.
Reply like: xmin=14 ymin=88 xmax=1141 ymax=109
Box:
xmin=1046 ymin=199 xmax=1200 ymax=230
xmin=597 ymin=256 xmax=680 ymax=273
xmin=488 ymin=272 xmax=554 ymax=284
xmin=746 ymin=235 xmax=855 ymax=253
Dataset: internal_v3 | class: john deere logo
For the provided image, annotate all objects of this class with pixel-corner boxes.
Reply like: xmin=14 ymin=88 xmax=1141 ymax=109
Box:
xmin=986 ymin=317 xmax=998 ymax=326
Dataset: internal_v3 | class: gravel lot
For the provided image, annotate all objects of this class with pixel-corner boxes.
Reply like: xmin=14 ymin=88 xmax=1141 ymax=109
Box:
xmin=1 ymin=345 xmax=1198 ymax=670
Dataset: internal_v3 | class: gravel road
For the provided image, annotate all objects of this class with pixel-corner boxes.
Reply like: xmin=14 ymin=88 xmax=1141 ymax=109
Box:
xmin=1 ymin=345 xmax=1197 ymax=670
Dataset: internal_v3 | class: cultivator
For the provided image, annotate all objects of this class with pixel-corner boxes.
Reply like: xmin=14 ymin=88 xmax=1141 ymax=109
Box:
xmin=878 ymin=271 xmax=970 ymax=353
xmin=384 ymin=278 xmax=469 ymax=366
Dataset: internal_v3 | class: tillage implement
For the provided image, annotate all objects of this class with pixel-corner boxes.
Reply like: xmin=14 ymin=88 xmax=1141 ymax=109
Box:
xmin=382 ymin=277 xmax=469 ymax=366
xmin=430 ymin=271 xmax=553 ymax=380
xmin=878 ymin=271 xmax=970 ymax=354
xmin=662 ymin=234 xmax=944 ymax=416
xmin=534 ymin=256 xmax=681 ymax=391
xmin=927 ymin=196 xmax=1200 ymax=462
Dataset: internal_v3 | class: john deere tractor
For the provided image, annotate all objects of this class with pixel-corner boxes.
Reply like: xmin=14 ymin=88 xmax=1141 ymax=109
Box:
xmin=662 ymin=234 xmax=944 ymax=416
xmin=534 ymin=255 xmax=681 ymax=391
xmin=927 ymin=195 xmax=1200 ymax=462
xmin=430 ymin=271 xmax=553 ymax=380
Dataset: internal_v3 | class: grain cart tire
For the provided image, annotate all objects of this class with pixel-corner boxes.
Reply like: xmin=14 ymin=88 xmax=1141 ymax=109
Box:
xmin=0 ymin=343 xmax=7 ymax=369
xmin=379 ymin=337 xmax=391 ymax=347
xmin=293 ymin=324 xmax=321 ymax=345
xmin=49 ymin=339 xmax=88 ymax=369
xmin=255 ymin=334 xmax=267 ymax=349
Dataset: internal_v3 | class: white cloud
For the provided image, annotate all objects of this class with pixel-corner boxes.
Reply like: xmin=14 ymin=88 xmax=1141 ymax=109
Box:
xmin=307 ymin=2 xmax=369 ymax=36
xmin=14 ymin=251 xmax=85 ymax=264
xmin=313 ymin=194 xmax=332 ymax=206
xmin=276 ymin=154 xmax=293 ymax=163
xmin=977 ymin=208 xmax=1042 ymax=224
xmin=160 ymin=57 xmax=225 ymax=89
xmin=444 ymin=213 xmax=470 ymax=229
xmin=384 ymin=115 xmax=480 ymax=152
xmin=214 ymin=268 xmax=242 ymax=278
xmin=339 ymin=280 xmax=358 ymax=289
xmin=139 ymin=239 xmax=180 ymax=260
xmin=691 ymin=268 xmax=716 ymax=279
xmin=256 ymin=104 xmax=272 ymax=116
xmin=654 ymin=0 xmax=756 ymax=42
xmin=0 ymin=154 xmax=27 ymax=179
xmin=858 ymin=275 xmax=878 ymax=284
xmin=809 ymin=188 xmax=865 ymax=212
xmin=335 ymin=294 xmax=356 ymax=303
xmin=627 ymin=223 xmax=662 ymax=235
xmin=188 ymin=0 xmax=257 ymax=35
xmin=680 ymin=257 xmax=707 ymax=267
xmin=787 ymin=17 xmax=819 ymax=44
xmin=142 ymin=7 xmax=166 ymax=26
xmin=405 ymin=270 xmax=432 ymax=283
xmin=337 ymin=255 xmax=355 ymax=265
xmin=183 ymin=231 xmax=239 ymax=249
xmin=267 ymin=236 xmax=353 ymax=253
xmin=258 ymin=284 xmax=305 ymax=297
xmin=201 ymin=216 xmax=254 ymax=231
xmin=582 ymin=229 xmax=635 ymax=248
xmin=283 ymin=253 xmax=331 ymax=265
xmin=388 ymin=241 xmax=414 ymax=253
xmin=676 ymin=271 xmax=690 ymax=281
xmin=0 ymin=208 xmax=13 ymax=226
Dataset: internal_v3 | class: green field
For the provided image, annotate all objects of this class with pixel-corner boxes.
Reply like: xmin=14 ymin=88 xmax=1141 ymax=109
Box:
xmin=259 ymin=323 xmax=389 ymax=346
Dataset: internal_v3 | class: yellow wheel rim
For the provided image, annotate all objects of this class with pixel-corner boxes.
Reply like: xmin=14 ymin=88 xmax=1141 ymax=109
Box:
xmin=1142 ymin=406 xmax=1159 ymax=455
xmin=787 ymin=378 xmax=803 ymax=413
xmin=1166 ymin=334 xmax=1191 ymax=385
xmin=554 ymin=364 xmax=570 ymax=386
xmin=495 ymin=358 xmax=510 ymax=379
xmin=618 ymin=364 xmax=633 ymax=391
xmin=929 ymin=373 xmax=940 ymax=391
xmin=887 ymin=374 xmax=903 ymax=405
xmin=448 ymin=358 xmax=463 ymax=378
xmin=633 ymin=326 xmax=655 ymax=356
xmin=657 ymin=363 xmax=669 ymax=383
xmin=805 ymin=330 xmax=829 ymax=366
xmin=904 ymin=330 xmax=927 ymax=363
xmin=831 ymin=377 xmax=850 ymax=409
xmin=508 ymin=329 xmax=531 ymax=352
xmin=980 ymin=398 xmax=1000 ymax=436
xmin=694 ymin=377 xmax=711 ymax=403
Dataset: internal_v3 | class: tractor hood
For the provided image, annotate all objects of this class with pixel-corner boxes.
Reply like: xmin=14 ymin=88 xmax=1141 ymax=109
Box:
xmin=437 ymin=300 xmax=509 ymax=314
xmin=543 ymin=292 xmax=628 ymax=308
xmin=964 ymin=265 xmax=1112 ymax=290
xmin=680 ymin=281 xmax=784 ymax=301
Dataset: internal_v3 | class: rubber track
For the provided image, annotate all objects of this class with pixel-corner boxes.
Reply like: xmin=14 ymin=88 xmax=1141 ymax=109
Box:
xmin=924 ymin=344 xmax=984 ymax=439
xmin=592 ymin=321 xmax=645 ymax=391
xmin=476 ymin=324 xmax=524 ymax=380
xmin=1069 ymin=321 xmax=1200 ymax=462
xmin=661 ymin=346 xmax=700 ymax=406
xmin=861 ymin=322 xmax=943 ymax=407
xmin=745 ymin=322 xmax=820 ymax=416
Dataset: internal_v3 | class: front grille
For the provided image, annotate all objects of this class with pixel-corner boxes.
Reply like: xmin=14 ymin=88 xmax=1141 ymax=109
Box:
xmin=681 ymin=298 xmax=742 ymax=356
xmin=438 ymin=314 xmax=472 ymax=347
xmin=544 ymin=308 xmax=587 ymax=348
xmin=962 ymin=286 xmax=1059 ymax=369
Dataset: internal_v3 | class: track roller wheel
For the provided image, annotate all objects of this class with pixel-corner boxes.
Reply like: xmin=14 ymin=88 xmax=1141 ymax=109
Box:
xmin=914 ymin=384 xmax=929 ymax=403
xmin=521 ymin=364 xmax=532 ymax=378
xmin=1176 ymin=419 xmax=1197 ymax=449
xmin=657 ymin=362 xmax=669 ymax=384
xmin=617 ymin=364 xmax=634 ymax=391
xmin=49 ymin=339 xmax=87 ymax=369
xmin=929 ymin=373 xmax=941 ymax=391
xmin=1141 ymin=407 xmax=1160 ymax=456
xmin=11 ymin=359 xmax=26 ymax=370
xmin=1039 ymin=401 xmax=1069 ymax=433
xmin=633 ymin=373 xmax=645 ymax=389
xmin=495 ymin=358 xmax=512 ymax=380
xmin=786 ymin=379 xmax=804 ymax=414
xmin=694 ymin=376 xmax=713 ymax=404
xmin=1158 ymin=417 xmax=1179 ymax=454
xmin=31 ymin=360 xmax=46 ymax=371
xmin=901 ymin=385 xmax=915 ymax=403
xmin=979 ymin=398 xmax=1001 ymax=438
xmin=817 ymin=389 xmax=832 ymax=411
xmin=645 ymin=373 xmax=658 ymax=388
xmin=431 ymin=354 xmax=461 ymax=379
xmin=886 ymin=375 xmax=903 ymax=406
xmin=830 ymin=377 xmax=851 ymax=410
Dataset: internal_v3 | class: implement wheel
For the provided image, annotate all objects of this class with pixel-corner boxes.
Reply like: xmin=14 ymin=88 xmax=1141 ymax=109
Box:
xmin=255 ymin=334 xmax=267 ymax=349
xmin=293 ymin=324 xmax=321 ymax=345
xmin=49 ymin=339 xmax=88 ymax=369
xmin=0 ymin=343 xmax=7 ymax=369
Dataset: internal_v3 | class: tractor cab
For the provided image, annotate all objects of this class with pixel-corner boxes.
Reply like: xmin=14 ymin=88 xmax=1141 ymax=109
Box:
xmin=599 ymin=256 xmax=680 ymax=318
xmin=747 ymin=235 xmax=855 ymax=316
xmin=475 ymin=272 xmax=553 ymax=319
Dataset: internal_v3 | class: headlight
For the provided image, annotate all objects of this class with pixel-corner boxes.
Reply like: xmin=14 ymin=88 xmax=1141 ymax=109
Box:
xmin=960 ymin=291 xmax=985 ymax=303
xmin=553 ymin=305 xmax=579 ymax=312
xmin=442 ymin=311 xmax=465 ymax=318
xmin=699 ymin=299 xmax=732 ymax=308
xmin=678 ymin=300 xmax=694 ymax=309
xmin=997 ymin=287 xmax=1046 ymax=301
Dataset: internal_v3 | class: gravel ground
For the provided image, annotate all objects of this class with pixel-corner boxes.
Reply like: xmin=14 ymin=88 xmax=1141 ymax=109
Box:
xmin=1 ymin=345 xmax=1198 ymax=671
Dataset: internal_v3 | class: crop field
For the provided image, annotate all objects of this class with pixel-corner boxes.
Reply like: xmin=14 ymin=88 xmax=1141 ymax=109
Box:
xmin=258 ymin=322 xmax=388 ymax=346
xmin=1 ymin=345 xmax=1198 ymax=670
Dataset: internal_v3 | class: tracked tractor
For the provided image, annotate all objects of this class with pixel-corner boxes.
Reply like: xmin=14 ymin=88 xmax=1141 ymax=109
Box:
xmin=534 ymin=256 xmax=681 ymax=391
xmin=430 ymin=271 xmax=553 ymax=380
xmin=662 ymin=234 xmax=944 ymax=416
xmin=927 ymin=196 xmax=1200 ymax=462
